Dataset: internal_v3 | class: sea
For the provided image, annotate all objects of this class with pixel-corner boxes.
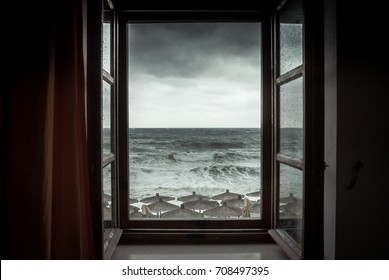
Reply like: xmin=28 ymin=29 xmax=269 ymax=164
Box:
xmin=102 ymin=128 xmax=303 ymax=203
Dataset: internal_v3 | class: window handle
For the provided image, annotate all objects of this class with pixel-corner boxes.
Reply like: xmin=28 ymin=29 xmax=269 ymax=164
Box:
xmin=347 ymin=161 xmax=364 ymax=190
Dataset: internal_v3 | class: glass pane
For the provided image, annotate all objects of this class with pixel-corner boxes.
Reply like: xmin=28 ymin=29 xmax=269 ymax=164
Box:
xmin=103 ymin=163 xmax=114 ymax=228
xmin=280 ymin=77 xmax=303 ymax=159
xmin=102 ymin=16 xmax=112 ymax=74
xmin=278 ymin=163 xmax=303 ymax=245
xmin=102 ymin=81 xmax=111 ymax=155
xmin=128 ymin=23 xmax=262 ymax=220
xmin=279 ymin=0 xmax=302 ymax=75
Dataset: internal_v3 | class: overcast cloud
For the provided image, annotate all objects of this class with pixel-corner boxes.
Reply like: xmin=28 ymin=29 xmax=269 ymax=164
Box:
xmin=128 ymin=23 xmax=262 ymax=128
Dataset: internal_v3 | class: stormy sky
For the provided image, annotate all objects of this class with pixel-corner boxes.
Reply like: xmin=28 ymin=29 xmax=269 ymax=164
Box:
xmin=128 ymin=23 xmax=262 ymax=128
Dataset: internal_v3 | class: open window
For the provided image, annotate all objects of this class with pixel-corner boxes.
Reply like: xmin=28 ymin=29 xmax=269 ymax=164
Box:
xmin=101 ymin=0 xmax=122 ymax=259
xmin=91 ymin=0 xmax=323 ymax=258
xmin=270 ymin=0 xmax=304 ymax=258
xmin=269 ymin=0 xmax=324 ymax=259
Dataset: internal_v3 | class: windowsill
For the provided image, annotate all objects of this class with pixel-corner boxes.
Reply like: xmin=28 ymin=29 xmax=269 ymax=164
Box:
xmin=111 ymin=243 xmax=290 ymax=260
xmin=119 ymin=229 xmax=273 ymax=244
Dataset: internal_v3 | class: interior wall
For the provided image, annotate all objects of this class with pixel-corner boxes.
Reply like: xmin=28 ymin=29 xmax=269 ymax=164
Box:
xmin=324 ymin=0 xmax=337 ymax=260
xmin=3 ymin=1 xmax=53 ymax=259
xmin=325 ymin=0 xmax=389 ymax=259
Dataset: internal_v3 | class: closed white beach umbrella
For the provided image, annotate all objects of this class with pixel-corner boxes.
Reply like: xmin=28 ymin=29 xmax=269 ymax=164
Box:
xmin=242 ymin=197 xmax=254 ymax=217
xmin=223 ymin=195 xmax=246 ymax=208
xmin=250 ymin=202 xmax=261 ymax=214
xmin=129 ymin=204 xmax=140 ymax=214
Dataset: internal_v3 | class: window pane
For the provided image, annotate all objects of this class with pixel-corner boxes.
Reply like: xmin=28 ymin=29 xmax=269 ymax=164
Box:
xmin=128 ymin=23 xmax=262 ymax=220
xmin=103 ymin=163 xmax=114 ymax=228
xmin=280 ymin=77 xmax=303 ymax=159
xmin=102 ymin=17 xmax=112 ymax=74
xmin=279 ymin=0 xmax=302 ymax=75
xmin=102 ymin=81 xmax=111 ymax=155
xmin=278 ymin=163 xmax=302 ymax=245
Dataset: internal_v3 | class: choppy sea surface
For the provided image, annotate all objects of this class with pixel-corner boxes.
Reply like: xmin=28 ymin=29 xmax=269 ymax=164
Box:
xmin=128 ymin=128 xmax=262 ymax=199
xmin=103 ymin=128 xmax=301 ymax=198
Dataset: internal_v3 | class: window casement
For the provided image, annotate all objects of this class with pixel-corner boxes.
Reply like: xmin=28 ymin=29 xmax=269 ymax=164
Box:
xmin=101 ymin=0 xmax=122 ymax=259
xmin=268 ymin=0 xmax=324 ymax=260
xmin=269 ymin=0 xmax=304 ymax=258
xmin=92 ymin=0 xmax=324 ymax=259
xmin=102 ymin=0 xmax=116 ymax=230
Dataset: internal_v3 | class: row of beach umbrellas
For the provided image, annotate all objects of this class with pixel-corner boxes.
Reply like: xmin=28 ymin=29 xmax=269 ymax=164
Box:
xmin=112 ymin=190 xmax=301 ymax=219
xmin=134 ymin=189 xmax=261 ymax=204
xmin=129 ymin=190 xmax=262 ymax=219
xmin=130 ymin=199 xmax=256 ymax=219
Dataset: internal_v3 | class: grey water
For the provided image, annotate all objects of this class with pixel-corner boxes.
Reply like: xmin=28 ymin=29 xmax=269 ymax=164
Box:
xmin=103 ymin=128 xmax=302 ymax=201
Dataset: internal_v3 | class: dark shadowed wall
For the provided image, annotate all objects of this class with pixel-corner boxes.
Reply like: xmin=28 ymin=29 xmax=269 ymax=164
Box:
xmin=325 ymin=0 xmax=389 ymax=259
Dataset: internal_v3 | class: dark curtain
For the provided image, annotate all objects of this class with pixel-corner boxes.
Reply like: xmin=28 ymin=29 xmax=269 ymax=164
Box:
xmin=3 ymin=0 xmax=95 ymax=259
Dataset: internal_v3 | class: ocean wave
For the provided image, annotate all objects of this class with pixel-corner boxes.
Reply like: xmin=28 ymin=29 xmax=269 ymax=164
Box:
xmin=130 ymin=153 xmax=178 ymax=165
xmin=140 ymin=168 xmax=153 ymax=174
xmin=213 ymin=152 xmax=259 ymax=163
xmin=190 ymin=165 xmax=260 ymax=178
xmin=131 ymin=150 xmax=260 ymax=166
xmin=175 ymin=140 xmax=246 ymax=150
xmin=130 ymin=147 xmax=157 ymax=153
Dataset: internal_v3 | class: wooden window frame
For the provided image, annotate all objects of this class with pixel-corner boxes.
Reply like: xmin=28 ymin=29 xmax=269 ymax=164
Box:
xmin=116 ymin=10 xmax=273 ymax=243
xmin=101 ymin=0 xmax=122 ymax=259
xmin=268 ymin=0 xmax=324 ymax=260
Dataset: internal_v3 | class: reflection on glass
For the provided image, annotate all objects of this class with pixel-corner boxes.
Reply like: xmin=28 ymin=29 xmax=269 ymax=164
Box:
xmin=279 ymin=0 xmax=302 ymax=75
xmin=103 ymin=22 xmax=111 ymax=74
xmin=102 ymin=81 xmax=111 ymax=155
xmin=103 ymin=164 xmax=112 ymax=228
xmin=280 ymin=77 xmax=303 ymax=159
xmin=278 ymin=163 xmax=302 ymax=245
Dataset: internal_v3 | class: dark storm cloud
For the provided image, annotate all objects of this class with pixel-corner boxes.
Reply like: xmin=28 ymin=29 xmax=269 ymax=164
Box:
xmin=127 ymin=22 xmax=262 ymax=128
xmin=129 ymin=23 xmax=260 ymax=78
